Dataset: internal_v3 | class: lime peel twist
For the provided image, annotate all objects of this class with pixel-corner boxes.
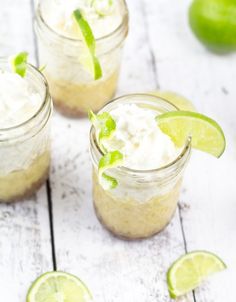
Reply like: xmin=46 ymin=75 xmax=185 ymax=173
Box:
xmin=73 ymin=9 xmax=102 ymax=80
xmin=89 ymin=110 xmax=123 ymax=190
xmin=98 ymin=150 xmax=123 ymax=190
xmin=10 ymin=52 xmax=28 ymax=77
xmin=89 ymin=110 xmax=116 ymax=145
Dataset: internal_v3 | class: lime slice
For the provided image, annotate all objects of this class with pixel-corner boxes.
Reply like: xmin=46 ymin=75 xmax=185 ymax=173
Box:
xmin=73 ymin=9 xmax=102 ymax=80
xmin=10 ymin=52 xmax=28 ymax=77
xmin=98 ymin=151 xmax=123 ymax=190
xmin=27 ymin=271 xmax=93 ymax=302
xmin=156 ymin=111 xmax=226 ymax=157
xmin=167 ymin=251 xmax=227 ymax=298
xmin=92 ymin=0 xmax=114 ymax=16
xmin=150 ymin=91 xmax=196 ymax=112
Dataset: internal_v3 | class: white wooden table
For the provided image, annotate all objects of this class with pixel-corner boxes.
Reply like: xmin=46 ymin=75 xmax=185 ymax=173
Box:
xmin=1 ymin=1 xmax=236 ymax=301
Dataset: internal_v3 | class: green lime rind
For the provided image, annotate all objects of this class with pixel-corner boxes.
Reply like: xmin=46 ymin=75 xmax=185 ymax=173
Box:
xmin=89 ymin=110 xmax=116 ymax=144
xmin=10 ymin=52 xmax=28 ymax=77
xmin=98 ymin=151 xmax=123 ymax=190
xmin=73 ymin=9 xmax=102 ymax=80
xmin=167 ymin=251 xmax=227 ymax=298
xmin=101 ymin=172 xmax=118 ymax=189
xmin=92 ymin=0 xmax=114 ymax=16
xmin=27 ymin=271 xmax=93 ymax=302
xmin=89 ymin=111 xmax=123 ymax=189
xmin=156 ymin=111 xmax=226 ymax=158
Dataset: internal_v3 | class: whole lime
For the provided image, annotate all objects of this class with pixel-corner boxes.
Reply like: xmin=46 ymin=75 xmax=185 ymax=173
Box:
xmin=189 ymin=0 xmax=236 ymax=52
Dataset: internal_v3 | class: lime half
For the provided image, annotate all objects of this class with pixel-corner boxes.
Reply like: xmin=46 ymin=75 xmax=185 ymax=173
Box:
xmin=150 ymin=91 xmax=196 ymax=112
xmin=27 ymin=271 xmax=93 ymax=302
xmin=167 ymin=251 xmax=227 ymax=298
xmin=156 ymin=111 xmax=226 ymax=157
xmin=73 ymin=9 xmax=102 ymax=80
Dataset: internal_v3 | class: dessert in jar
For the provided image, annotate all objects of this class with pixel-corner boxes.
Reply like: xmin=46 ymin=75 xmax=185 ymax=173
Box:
xmin=35 ymin=0 xmax=129 ymax=117
xmin=0 ymin=57 xmax=52 ymax=203
xmin=89 ymin=94 xmax=191 ymax=240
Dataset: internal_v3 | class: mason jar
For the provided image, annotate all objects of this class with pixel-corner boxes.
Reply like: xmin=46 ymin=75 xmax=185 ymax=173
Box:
xmin=34 ymin=0 xmax=129 ymax=117
xmin=0 ymin=59 xmax=52 ymax=203
xmin=90 ymin=94 xmax=191 ymax=240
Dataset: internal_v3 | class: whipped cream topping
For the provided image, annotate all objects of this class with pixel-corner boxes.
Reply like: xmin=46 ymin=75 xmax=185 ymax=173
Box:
xmin=0 ymin=70 xmax=50 ymax=176
xmin=102 ymin=104 xmax=180 ymax=170
xmin=0 ymin=71 xmax=42 ymax=129
xmin=41 ymin=0 xmax=122 ymax=39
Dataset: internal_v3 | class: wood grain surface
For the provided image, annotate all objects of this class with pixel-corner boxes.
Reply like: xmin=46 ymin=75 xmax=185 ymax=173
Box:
xmin=0 ymin=0 xmax=236 ymax=301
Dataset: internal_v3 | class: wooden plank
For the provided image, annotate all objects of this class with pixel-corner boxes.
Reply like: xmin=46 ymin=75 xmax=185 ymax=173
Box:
xmin=143 ymin=0 xmax=236 ymax=300
xmin=0 ymin=1 xmax=52 ymax=301
xmin=49 ymin=0 xmax=194 ymax=301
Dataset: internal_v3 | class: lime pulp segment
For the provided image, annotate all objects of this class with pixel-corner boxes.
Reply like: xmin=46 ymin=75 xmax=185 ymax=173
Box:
xmin=156 ymin=111 xmax=226 ymax=158
xmin=27 ymin=271 xmax=93 ymax=302
xmin=167 ymin=251 xmax=227 ymax=298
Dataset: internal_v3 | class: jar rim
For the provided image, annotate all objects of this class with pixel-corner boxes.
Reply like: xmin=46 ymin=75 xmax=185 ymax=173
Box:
xmin=0 ymin=58 xmax=50 ymax=132
xmin=90 ymin=93 xmax=192 ymax=175
xmin=36 ymin=0 xmax=129 ymax=45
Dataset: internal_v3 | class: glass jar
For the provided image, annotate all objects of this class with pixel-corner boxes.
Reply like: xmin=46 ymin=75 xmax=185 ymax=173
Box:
xmin=90 ymin=94 xmax=191 ymax=240
xmin=34 ymin=0 xmax=129 ymax=117
xmin=0 ymin=59 xmax=52 ymax=203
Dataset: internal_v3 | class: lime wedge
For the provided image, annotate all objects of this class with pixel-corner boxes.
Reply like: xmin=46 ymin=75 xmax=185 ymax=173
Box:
xmin=150 ymin=91 xmax=196 ymax=111
xmin=27 ymin=271 xmax=93 ymax=302
xmin=92 ymin=0 xmax=114 ymax=16
xmin=10 ymin=52 xmax=28 ymax=77
xmin=167 ymin=251 xmax=227 ymax=298
xmin=156 ymin=111 xmax=226 ymax=157
xmin=73 ymin=9 xmax=102 ymax=80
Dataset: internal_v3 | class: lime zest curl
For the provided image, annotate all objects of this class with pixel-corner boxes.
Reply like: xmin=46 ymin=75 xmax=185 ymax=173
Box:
xmin=10 ymin=52 xmax=28 ymax=77
xmin=89 ymin=110 xmax=124 ymax=189
xmin=73 ymin=9 xmax=102 ymax=80
xmin=89 ymin=110 xmax=116 ymax=143
xmin=98 ymin=151 xmax=123 ymax=190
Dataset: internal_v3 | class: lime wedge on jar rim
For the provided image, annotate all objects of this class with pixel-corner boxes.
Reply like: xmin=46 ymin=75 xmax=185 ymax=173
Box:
xmin=27 ymin=271 xmax=93 ymax=302
xmin=156 ymin=111 xmax=226 ymax=157
xmin=150 ymin=91 xmax=197 ymax=112
xmin=167 ymin=251 xmax=227 ymax=298
xmin=73 ymin=9 xmax=102 ymax=80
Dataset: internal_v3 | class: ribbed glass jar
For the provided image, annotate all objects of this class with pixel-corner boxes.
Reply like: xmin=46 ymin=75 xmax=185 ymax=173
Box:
xmin=0 ymin=59 xmax=52 ymax=203
xmin=90 ymin=94 xmax=191 ymax=240
xmin=35 ymin=0 xmax=129 ymax=117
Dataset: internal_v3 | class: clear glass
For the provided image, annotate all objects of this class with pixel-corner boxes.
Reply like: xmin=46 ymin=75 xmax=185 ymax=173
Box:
xmin=34 ymin=0 xmax=129 ymax=117
xmin=0 ymin=59 xmax=52 ymax=203
xmin=90 ymin=94 xmax=191 ymax=240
